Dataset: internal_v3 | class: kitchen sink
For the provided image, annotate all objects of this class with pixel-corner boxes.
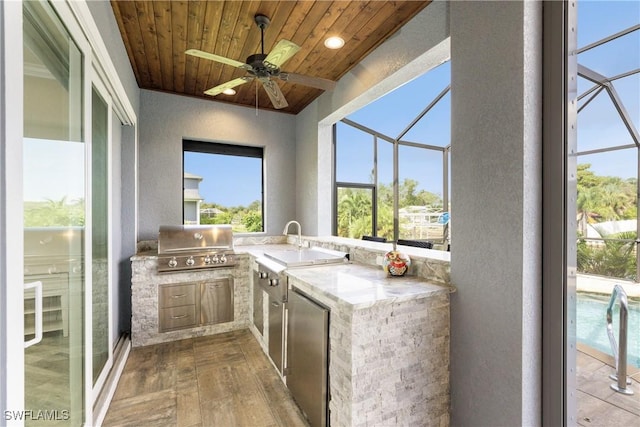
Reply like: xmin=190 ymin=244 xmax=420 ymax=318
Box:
xmin=263 ymin=247 xmax=348 ymax=268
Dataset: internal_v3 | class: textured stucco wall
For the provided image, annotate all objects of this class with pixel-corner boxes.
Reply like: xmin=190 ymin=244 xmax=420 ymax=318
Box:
xmin=138 ymin=90 xmax=296 ymax=240
xmin=449 ymin=1 xmax=542 ymax=425
xmin=294 ymin=102 xmax=320 ymax=235
xmin=86 ymin=0 xmax=140 ymax=115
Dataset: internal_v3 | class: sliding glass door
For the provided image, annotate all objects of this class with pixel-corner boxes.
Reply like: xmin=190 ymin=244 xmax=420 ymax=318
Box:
xmin=23 ymin=1 xmax=85 ymax=424
xmin=22 ymin=2 xmax=114 ymax=425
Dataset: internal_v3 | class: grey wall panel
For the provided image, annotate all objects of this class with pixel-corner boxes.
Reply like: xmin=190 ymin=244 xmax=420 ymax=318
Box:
xmin=449 ymin=1 xmax=542 ymax=425
xmin=138 ymin=90 xmax=296 ymax=240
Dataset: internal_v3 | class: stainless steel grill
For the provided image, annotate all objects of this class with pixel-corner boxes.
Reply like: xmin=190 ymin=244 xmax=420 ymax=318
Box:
xmin=157 ymin=225 xmax=237 ymax=273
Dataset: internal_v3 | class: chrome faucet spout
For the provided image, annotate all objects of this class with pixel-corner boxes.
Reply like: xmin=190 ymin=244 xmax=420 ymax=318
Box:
xmin=283 ymin=220 xmax=302 ymax=249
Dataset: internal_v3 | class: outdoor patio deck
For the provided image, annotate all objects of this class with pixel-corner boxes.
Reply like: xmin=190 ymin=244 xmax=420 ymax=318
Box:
xmin=577 ymin=344 xmax=640 ymax=426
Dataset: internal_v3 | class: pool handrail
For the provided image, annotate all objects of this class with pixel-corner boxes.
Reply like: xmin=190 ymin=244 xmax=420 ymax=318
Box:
xmin=606 ymin=284 xmax=634 ymax=395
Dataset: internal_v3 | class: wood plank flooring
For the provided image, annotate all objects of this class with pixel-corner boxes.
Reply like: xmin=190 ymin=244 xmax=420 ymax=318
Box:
xmin=102 ymin=330 xmax=309 ymax=427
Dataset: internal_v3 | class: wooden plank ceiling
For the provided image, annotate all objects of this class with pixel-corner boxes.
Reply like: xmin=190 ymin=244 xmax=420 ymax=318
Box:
xmin=110 ymin=1 xmax=431 ymax=114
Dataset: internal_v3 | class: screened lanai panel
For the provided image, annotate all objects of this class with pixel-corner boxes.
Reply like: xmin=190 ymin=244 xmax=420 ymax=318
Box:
xmin=577 ymin=84 xmax=636 ymax=152
xmin=578 ymin=2 xmax=639 ymax=47
xmin=615 ymin=76 xmax=640 ymax=129
xmin=376 ymin=139 xmax=394 ymax=240
xmin=398 ymin=145 xmax=445 ymax=241
xmin=346 ymin=63 xmax=451 ymax=139
xmin=335 ymin=122 xmax=374 ymax=184
xmin=576 ymin=148 xmax=638 ymax=281
xmin=577 ymin=1 xmax=639 ymax=80
xmin=336 ymin=186 xmax=374 ymax=239
xmin=401 ymin=91 xmax=451 ymax=147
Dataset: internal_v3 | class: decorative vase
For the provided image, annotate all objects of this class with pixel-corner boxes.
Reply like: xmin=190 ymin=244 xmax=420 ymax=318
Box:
xmin=383 ymin=250 xmax=411 ymax=276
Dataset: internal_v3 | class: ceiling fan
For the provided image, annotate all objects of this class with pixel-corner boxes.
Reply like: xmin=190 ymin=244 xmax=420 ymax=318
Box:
xmin=186 ymin=14 xmax=337 ymax=109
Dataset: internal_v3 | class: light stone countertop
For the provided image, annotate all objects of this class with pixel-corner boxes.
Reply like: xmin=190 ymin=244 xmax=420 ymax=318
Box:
xmin=236 ymin=243 xmax=453 ymax=310
xmin=132 ymin=241 xmax=454 ymax=311
xmin=286 ymin=262 xmax=453 ymax=311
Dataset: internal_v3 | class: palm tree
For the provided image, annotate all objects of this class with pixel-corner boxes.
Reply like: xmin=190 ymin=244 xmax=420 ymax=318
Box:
xmin=337 ymin=188 xmax=372 ymax=238
xmin=576 ymin=185 xmax=604 ymax=236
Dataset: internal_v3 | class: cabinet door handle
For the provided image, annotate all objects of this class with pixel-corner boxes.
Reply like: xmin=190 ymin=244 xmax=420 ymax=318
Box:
xmin=170 ymin=293 xmax=187 ymax=298
xmin=171 ymin=313 xmax=189 ymax=319
xmin=24 ymin=281 xmax=43 ymax=348
xmin=271 ymin=301 xmax=280 ymax=308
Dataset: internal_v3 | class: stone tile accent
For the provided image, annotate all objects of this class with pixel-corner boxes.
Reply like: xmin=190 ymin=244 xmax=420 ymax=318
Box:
xmin=295 ymin=236 xmax=451 ymax=285
xmin=131 ymin=254 xmax=251 ymax=347
xmin=329 ymin=293 xmax=451 ymax=427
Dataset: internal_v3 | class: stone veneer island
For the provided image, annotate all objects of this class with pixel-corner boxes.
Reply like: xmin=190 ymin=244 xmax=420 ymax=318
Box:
xmin=285 ymin=263 xmax=452 ymax=427
xmin=131 ymin=237 xmax=453 ymax=426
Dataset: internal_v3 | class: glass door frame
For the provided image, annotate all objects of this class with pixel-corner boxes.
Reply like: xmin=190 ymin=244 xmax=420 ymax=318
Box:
xmin=542 ymin=0 xmax=578 ymax=425
xmin=1 ymin=0 xmax=27 ymax=422
xmin=90 ymin=73 xmax=114 ymax=403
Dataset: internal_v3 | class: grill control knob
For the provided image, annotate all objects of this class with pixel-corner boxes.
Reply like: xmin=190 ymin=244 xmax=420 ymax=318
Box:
xmin=203 ymin=255 xmax=212 ymax=264
xmin=185 ymin=256 xmax=195 ymax=266
xmin=220 ymin=254 xmax=227 ymax=263
xmin=259 ymin=271 xmax=268 ymax=279
xmin=212 ymin=254 xmax=220 ymax=264
xmin=269 ymin=278 xmax=279 ymax=287
xmin=168 ymin=257 xmax=178 ymax=268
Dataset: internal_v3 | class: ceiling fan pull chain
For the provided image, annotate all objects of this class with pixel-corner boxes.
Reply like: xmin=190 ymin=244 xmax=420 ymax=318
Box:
xmin=256 ymin=80 xmax=259 ymax=116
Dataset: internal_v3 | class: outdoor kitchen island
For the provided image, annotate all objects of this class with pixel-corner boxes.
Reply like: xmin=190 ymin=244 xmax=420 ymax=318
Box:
xmin=283 ymin=262 xmax=452 ymax=427
xmin=132 ymin=238 xmax=453 ymax=426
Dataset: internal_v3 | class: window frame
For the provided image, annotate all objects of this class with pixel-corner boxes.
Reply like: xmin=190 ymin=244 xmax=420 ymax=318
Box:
xmin=332 ymin=101 xmax=451 ymax=246
xmin=182 ymin=140 xmax=265 ymax=233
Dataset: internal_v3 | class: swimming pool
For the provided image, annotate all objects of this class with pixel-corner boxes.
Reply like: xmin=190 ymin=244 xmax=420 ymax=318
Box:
xmin=577 ymin=292 xmax=640 ymax=368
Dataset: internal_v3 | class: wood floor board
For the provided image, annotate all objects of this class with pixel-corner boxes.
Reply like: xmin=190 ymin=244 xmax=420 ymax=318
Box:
xmin=176 ymin=390 xmax=202 ymax=426
xmin=105 ymin=329 xmax=308 ymax=427
xmin=102 ymin=389 xmax=177 ymax=427
xmin=194 ymin=343 xmax=246 ymax=369
xmin=253 ymin=367 xmax=309 ymax=427
xmin=112 ymin=364 xmax=177 ymax=401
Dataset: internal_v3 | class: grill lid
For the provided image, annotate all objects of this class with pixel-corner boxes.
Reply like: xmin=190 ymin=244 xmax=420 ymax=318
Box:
xmin=158 ymin=225 xmax=234 ymax=254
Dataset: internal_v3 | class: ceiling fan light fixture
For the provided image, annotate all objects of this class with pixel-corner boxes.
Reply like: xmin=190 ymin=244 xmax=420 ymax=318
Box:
xmin=222 ymin=88 xmax=237 ymax=95
xmin=324 ymin=36 xmax=345 ymax=49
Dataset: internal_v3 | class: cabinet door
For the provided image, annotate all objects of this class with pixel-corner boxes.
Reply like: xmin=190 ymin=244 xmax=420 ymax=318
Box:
xmin=159 ymin=283 xmax=197 ymax=308
xmin=252 ymin=272 xmax=264 ymax=334
xmin=268 ymin=295 xmax=284 ymax=373
xmin=287 ymin=290 xmax=329 ymax=427
xmin=200 ymin=278 xmax=234 ymax=325
xmin=159 ymin=305 xmax=197 ymax=331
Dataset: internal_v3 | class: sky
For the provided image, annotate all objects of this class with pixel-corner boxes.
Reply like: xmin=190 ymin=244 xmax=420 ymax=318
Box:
xmin=184 ymin=151 xmax=262 ymax=208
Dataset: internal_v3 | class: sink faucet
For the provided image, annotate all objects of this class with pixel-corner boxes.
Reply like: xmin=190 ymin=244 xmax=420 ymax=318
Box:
xmin=283 ymin=220 xmax=302 ymax=249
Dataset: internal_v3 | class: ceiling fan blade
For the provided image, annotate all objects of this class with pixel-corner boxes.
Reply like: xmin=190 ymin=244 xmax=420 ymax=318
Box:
xmin=185 ymin=49 xmax=250 ymax=69
xmin=260 ymin=79 xmax=288 ymax=109
xmin=264 ymin=39 xmax=300 ymax=68
xmin=278 ymin=72 xmax=337 ymax=91
xmin=204 ymin=77 xmax=252 ymax=96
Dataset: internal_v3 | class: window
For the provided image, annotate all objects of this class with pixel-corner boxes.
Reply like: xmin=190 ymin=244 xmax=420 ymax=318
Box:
xmin=183 ymin=140 xmax=264 ymax=233
xmin=333 ymin=63 xmax=451 ymax=248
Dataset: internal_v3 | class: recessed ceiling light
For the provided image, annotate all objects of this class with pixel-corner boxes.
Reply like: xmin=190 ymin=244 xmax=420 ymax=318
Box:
xmin=222 ymin=88 xmax=236 ymax=95
xmin=324 ymin=36 xmax=345 ymax=49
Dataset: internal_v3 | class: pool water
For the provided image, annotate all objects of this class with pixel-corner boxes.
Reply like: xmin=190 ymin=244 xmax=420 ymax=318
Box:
xmin=577 ymin=292 xmax=640 ymax=368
